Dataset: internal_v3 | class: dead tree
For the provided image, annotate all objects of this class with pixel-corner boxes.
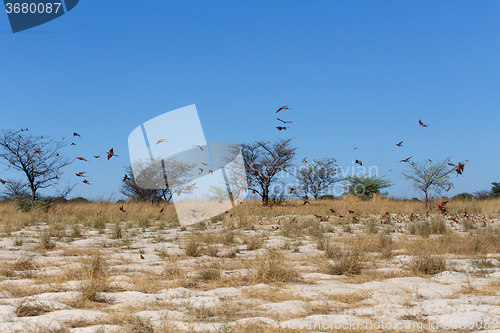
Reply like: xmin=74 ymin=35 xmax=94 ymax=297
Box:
xmin=0 ymin=129 xmax=73 ymax=201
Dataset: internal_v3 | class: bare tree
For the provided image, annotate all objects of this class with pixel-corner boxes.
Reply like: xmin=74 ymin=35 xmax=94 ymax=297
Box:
xmin=0 ymin=179 xmax=30 ymax=200
xmin=400 ymin=158 xmax=455 ymax=208
xmin=121 ymin=157 xmax=195 ymax=203
xmin=293 ymin=158 xmax=342 ymax=199
xmin=240 ymin=138 xmax=296 ymax=203
xmin=0 ymin=129 xmax=73 ymax=201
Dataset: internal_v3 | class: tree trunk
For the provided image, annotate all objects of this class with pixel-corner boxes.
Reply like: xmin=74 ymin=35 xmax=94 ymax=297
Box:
xmin=424 ymin=190 xmax=429 ymax=209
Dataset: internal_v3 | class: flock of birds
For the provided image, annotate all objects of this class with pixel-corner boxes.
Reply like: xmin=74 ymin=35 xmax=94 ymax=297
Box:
xmin=274 ymin=107 xmax=467 ymax=184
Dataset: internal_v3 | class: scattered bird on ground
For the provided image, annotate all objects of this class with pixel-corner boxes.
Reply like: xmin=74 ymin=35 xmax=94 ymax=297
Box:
xmin=348 ymin=210 xmax=355 ymax=214
xmin=330 ymin=209 xmax=335 ymax=213
xmin=123 ymin=174 xmax=128 ymax=181
xmin=396 ymin=141 xmax=403 ymax=147
xmin=107 ymin=148 xmax=118 ymax=160
xmin=140 ymin=255 xmax=145 ymax=259
xmin=439 ymin=201 xmax=448 ymax=214
xmin=77 ymin=157 xmax=87 ymax=161
xmin=83 ymin=180 xmax=90 ymax=185
xmin=73 ymin=132 xmax=80 ymax=137
xmin=419 ymin=119 xmax=429 ymax=127
xmin=276 ymin=105 xmax=289 ymax=113
xmin=75 ymin=172 xmax=85 ymax=177
xmin=302 ymin=157 xmax=307 ymax=163
xmin=303 ymin=200 xmax=310 ymax=205
xmin=156 ymin=139 xmax=167 ymax=144
xmin=355 ymin=160 xmax=362 ymax=166
xmin=193 ymin=145 xmax=203 ymax=151
xmin=0 ymin=179 xmax=5 ymax=185
xmin=400 ymin=156 xmax=412 ymax=163
xmin=276 ymin=126 xmax=287 ymax=131
xmin=277 ymin=118 xmax=292 ymax=124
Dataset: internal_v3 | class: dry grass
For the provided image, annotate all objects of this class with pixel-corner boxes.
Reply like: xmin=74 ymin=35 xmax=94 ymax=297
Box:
xmin=0 ymin=199 xmax=498 ymax=331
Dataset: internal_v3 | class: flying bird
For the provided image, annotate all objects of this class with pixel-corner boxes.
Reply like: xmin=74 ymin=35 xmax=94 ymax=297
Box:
xmin=119 ymin=205 xmax=125 ymax=212
xmin=186 ymin=183 xmax=197 ymax=190
xmin=83 ymin=180 xmax=90 ymax=185
xmin=289 ymin=188 xmax=294 ymax=194
xmin=208 ymin=169 xmax=213 ymax=174
xmin=34 ymin=149 xmax=42 ymax=154
xmin=0 ymin=179 xmax=5 ymax=185
xmin=200 ymin=162 xmax=209 ymax=166
xmin=302 ymin=157 xmax=307 ymax=163
xmin=355 ymin=160 xmax=362 ymax=166
xmin=303 ymin=200 xmax=310 ymax=205
xmin=123 ymin=174 xmax=128 ymax=181
xmin=77 ymin=157 xmax=87 ymax=161
xmin=107 ymin=148 xmax=118 ymax=160
xmin=71 ymin=143 xmax=76 ymax=146
xmin=396 ymin=141 xmax=403 ymax=147
xmin=456 ymin=162 xmax=465 ymax=175
xmin=140 ymin=255 xmax=145 ymax=259
xmin=94 ymin=155 xmax=100 ymax=159
xmin=276 ymin=105 xmax=289 ymax=113
xmin=156 ymin=139 xmax=168 ymax=144
xmin=198 ymin=168 xmax=203 ymax=175
xmin=419 ymin=119 xmax=429 ymax=127
xmin=276 ymin=126 xmax=287 ymax=131
xmin=73 ymin=132 xmax=80 ymax=137
xmin=277 ymin=118 xmax=292 ymax=124
xmin=400 ymin=156 xmax=412 ymax=163
xmin=446 ymin=186 xmax=451 ymax=192
xmin=75 ymin=172 xmax=85 ymax=177
xmin=193 ymin=145 xmax=203 ymax=151
xmin=159 ymin=208 xmax=164 ymax=214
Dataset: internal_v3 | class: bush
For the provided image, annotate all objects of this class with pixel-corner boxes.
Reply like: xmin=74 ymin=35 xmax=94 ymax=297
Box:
xmin=68 ymin=197 xmax=89 ymax=203
xmin=318 ymin=195 xmax=337 ymax=200
xmin=453 ymin=193 xmax=473 ymax=201
xmin=13 ymin=194 xmax=55 ymax=213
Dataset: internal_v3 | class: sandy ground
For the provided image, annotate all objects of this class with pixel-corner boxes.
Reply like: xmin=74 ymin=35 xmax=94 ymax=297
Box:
xmin=0 ymin=213 xmax=500 ymax=332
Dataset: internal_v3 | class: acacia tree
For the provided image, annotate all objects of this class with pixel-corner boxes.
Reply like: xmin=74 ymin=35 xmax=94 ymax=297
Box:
xmin=294 ymin=158 xmax=342 ymax=199
xmin=0 ymin=129 xmax=73 ymax=201
xmin=121 ymin=157 xmax=195 ymax=203
xmin=0 ymin=179 xmax=30 ymax=200
xmin=400 ymin=159 xmax=454 ymax=207
xmin=342 ymin=174 xmax=394 ymax=200
xmin=240 ymin=138 xmax=296 ymax=203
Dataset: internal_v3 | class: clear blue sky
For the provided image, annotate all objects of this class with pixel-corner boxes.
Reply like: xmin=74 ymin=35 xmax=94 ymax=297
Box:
xmin=1 ymin=1 xmax=499 ymax=201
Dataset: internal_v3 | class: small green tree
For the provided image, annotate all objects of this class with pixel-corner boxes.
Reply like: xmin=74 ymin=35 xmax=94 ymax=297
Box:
xmin=400 ymin=159 xmax=454 ymax=208
xmin=342 ymin=174 xmax=393 ymax=200
xmin=492 ymin=182 xmax=500 ymax=197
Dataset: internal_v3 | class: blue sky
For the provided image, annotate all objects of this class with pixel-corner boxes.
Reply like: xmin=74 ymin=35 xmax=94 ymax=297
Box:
xmin=1 ymin=1 xmax=499 ymax=201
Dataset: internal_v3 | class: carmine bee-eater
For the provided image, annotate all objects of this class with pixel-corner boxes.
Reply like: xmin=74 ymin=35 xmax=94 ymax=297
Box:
xmin=396 ymin=141 xmax=403 ymax=146
xmin=276 ymin=105 xmax=289 ymax=113
xmin=276 ymin=126 xmax=287 ymax=131
xmin=156 ymin=139 xmax=167 ymax=144
xmin=77 ymin=157 xmax=87 ymax=161
xmin=419 ymin=119 xmax=429 ymax=127
xmin=107 ymin=148 xmax=118 ymax=160
xmin=355 ymin=160 xmax=362 ymax=166
xmin=400 ymin=156 xmax=412 ymax=163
